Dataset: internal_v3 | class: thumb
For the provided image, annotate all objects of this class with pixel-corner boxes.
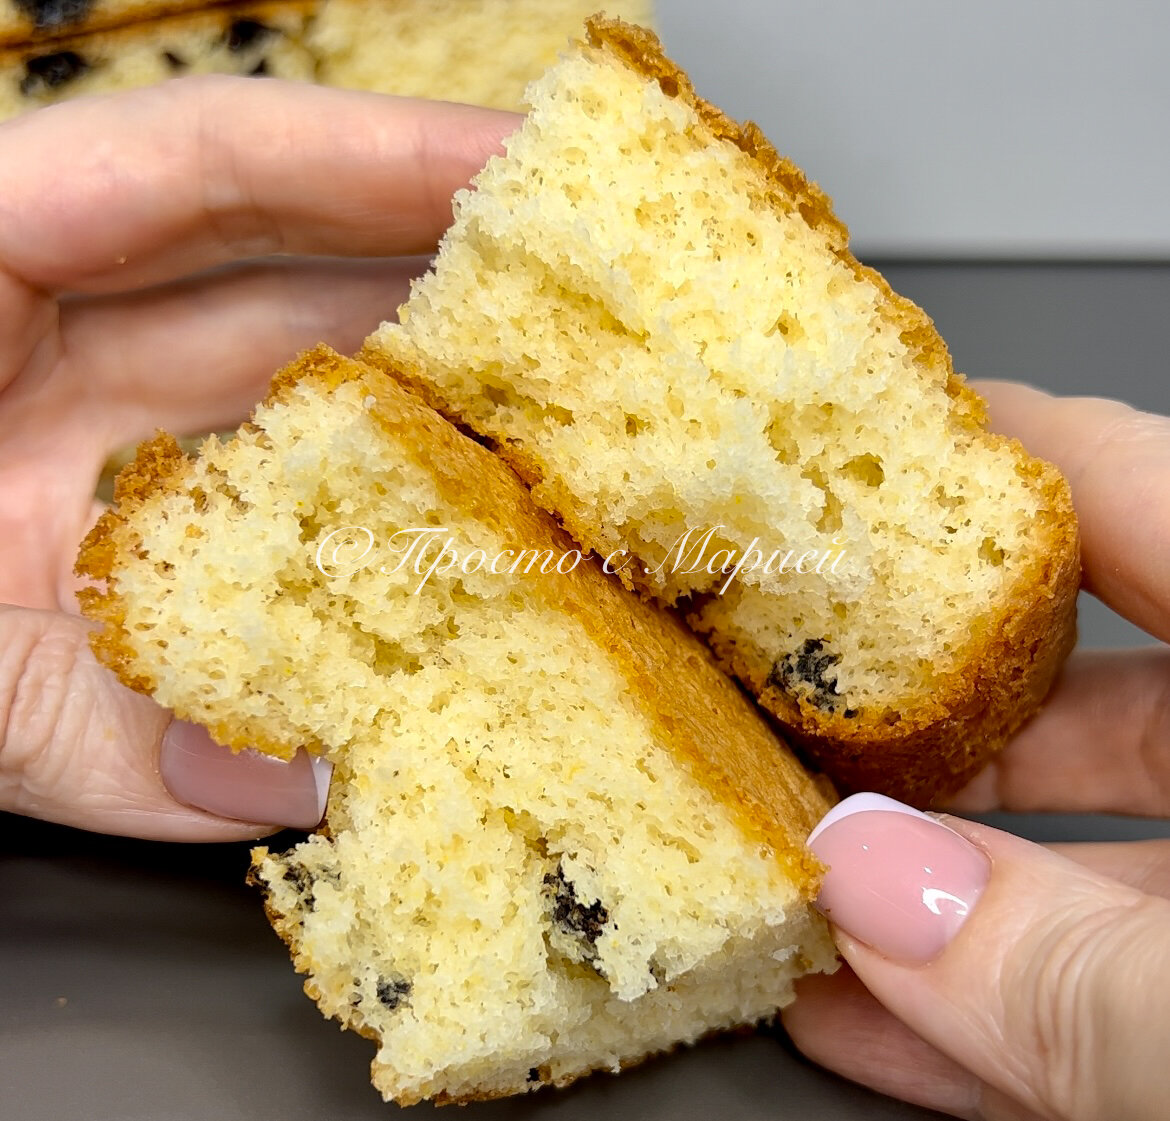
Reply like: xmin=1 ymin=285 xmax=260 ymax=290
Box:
xmin=0 ymin=605 xmax=329 ymax=840
xmin=806 ymin=793 xmax=1170 ymax=1121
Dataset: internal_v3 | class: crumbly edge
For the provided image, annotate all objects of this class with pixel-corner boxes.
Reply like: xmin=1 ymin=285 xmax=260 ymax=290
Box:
xmin=247 ymin=857 xmax=821 ymax=1106
xmin=363 ymin=15 xmax=1081 ymax=804
xmin=76 ymin=343 xmax=830 ymax=881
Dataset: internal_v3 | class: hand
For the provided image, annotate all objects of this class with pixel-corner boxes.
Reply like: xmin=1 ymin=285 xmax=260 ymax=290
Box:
xmin=0 ymin=77 xmax=517 ymax=840
xmin=784 ymin=382 xmax=1170 ymax=1120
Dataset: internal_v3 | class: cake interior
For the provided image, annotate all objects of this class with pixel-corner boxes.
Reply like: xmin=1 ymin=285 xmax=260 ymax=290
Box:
xmin=367 ymin=36 xmax=1055 ymax=718
xmin=87 ymin=357 xmax=835 ymax=1103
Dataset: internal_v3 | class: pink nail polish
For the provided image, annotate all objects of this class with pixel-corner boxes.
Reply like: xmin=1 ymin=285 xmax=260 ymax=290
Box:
xmin=160 ymin=719 xmax=332 ymax=829
xmin=808 ymin=792 xmax=990 ymax=963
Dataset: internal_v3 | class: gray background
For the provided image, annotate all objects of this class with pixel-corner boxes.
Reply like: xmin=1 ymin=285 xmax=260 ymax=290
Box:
xmin=4 ymin=2 xmax=1170 ymax=1118
xmin=661 ymin=0 xmax=1170 ymax=257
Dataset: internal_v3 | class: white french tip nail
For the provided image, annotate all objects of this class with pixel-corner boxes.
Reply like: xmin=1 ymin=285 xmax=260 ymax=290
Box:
xmin=807 ymin=791 xmax=935 ymax=846
xmin=309 ymin=754 xmax=333 ymax=823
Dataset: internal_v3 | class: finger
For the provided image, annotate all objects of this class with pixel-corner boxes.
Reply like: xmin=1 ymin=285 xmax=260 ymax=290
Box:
xmin=972 ymin=380 xmax=1170 ymax=643
xmin=786 ymin=843 xmax=1170 ymax=1117
xmin=0 ymin=449 xmax=108 ymax=616
xmin=0 ymin=77 xmax=518 ymax=297
xmin=54 ymin=255 xmax=425 ymax=444
xmin=0 ymin=605 xmax=330 ymax=840
xmin=783 ymin=967 xmax=985 ymax=1119
xmin=0 ymin=265 xmax=55 ymax=384
xmin=808 ymin=794 xmax=1170 ymax=1121
xmin=1048 ymin=840 xmax=1170 ymax=899
xmin=944 ymin=647 xmax=1170 ymax=817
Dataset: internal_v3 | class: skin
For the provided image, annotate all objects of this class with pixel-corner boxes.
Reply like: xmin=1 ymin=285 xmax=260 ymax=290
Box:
xmin=1 ymin=76 xmax=1167 ymax=1120
xmin=784 ymin=384 xmax=1170 ymax=1120
xmin=0 ymin=76 xmax=518 ymax=839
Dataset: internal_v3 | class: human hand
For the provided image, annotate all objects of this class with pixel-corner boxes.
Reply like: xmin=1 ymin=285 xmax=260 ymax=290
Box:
xmin=784 ymin=382 xmax=1170 ymax=1120
xmin=0 ymin=78 xmax=517 ymax=841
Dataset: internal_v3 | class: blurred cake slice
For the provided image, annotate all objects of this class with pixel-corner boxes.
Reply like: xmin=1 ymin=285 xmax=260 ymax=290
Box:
xmin=0 ymin=1 xmax=315 ymax=120
xmin=0 ymin=0 xmax=208 ymax=48
xmin=1 ymin=0 xmax=654 ymax=121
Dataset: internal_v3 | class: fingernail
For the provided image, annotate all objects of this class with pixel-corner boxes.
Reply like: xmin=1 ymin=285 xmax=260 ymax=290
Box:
xmin=160 ymin=719 xmax=332 ymax=829
xmin=807 ymin=792 xmax=990 ymax=963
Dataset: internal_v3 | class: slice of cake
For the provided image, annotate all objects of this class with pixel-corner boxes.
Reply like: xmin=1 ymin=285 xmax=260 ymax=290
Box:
xmin=0 ymin=0 xmax=654 ymax=122
xmin=362 ymin=17 xmax=1080 ymax=805
xmin=76 ymin=346 xmax=837 ymax=1105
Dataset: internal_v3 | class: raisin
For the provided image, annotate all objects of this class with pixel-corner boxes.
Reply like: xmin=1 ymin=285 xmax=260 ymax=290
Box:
xmin=375 ymin=976 xmax=411 ymax=1010
xmin=544 ymin=864 xmax=608 ymax=958
xmin=14 ymin=0 xmax=93 ymax=31
xmin=225 ymin=19 xmax=273 ymax=53
xmin=281 ymin=863 xmax=315 ymax=911
xmin=768 ymin=638 xmax=858 ymax=717
xmin=20 ymin=50 xmax=88 ymax=96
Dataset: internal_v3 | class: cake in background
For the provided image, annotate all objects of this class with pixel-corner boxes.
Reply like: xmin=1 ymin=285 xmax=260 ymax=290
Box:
xmin=0 ymin=0 xmax=210 ymax=47
xmin=0 ymin=0 xmax=653 ymax=119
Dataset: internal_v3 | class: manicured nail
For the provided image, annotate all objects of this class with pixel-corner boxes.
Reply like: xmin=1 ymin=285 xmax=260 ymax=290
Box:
xmin=807 ymin=792 xmax=990 ymax=963
xmin=160 ymin=719 xmax=331 ymax=829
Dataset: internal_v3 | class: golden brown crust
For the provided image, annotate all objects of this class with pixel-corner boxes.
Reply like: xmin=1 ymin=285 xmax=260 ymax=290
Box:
xmin=711 ymin=480 xmax=1079 ymax=805
xmin=76 ymin=431 xmax=192 ymax=694
xmin=367 ymin=17 xmax=1080 ymax=807
xmin=0 ymin=0 xmax=200 ymax=49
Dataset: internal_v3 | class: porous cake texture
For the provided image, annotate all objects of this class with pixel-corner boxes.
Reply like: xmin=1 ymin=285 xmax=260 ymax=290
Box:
xmin=0 ymin=0 xmax=653 ymax=120
xmin=364 ymin=18 xmax=1080 ymax=804
xmin=76 ymin=347 xmax=837 ymax=1104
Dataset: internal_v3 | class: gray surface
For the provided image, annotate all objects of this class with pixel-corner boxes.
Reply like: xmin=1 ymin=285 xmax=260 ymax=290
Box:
xmin=0 ymin=818 xmax=937 ymax=1121
xmin=660 ymin=1 xmax=1170 ymax=257
xmin=4 ymin=264 xmax=1169 ymax=1120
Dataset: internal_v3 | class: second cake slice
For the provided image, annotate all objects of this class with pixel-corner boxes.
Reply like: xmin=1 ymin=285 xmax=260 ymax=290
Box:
xmin=363 ymin=18 xmax=1080 ymax=803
